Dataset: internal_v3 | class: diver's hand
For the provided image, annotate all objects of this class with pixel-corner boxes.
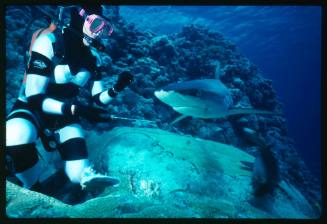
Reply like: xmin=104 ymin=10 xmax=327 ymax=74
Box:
xmin=74 ymin=104 xmax=111 ymax=122
xmin=63 ymin=103 xmax=111 ymax=123
xmin=113 ymin=71 xmax=134 ymax=92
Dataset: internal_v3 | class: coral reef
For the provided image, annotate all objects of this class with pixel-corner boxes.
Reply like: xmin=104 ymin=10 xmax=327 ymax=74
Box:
xmin=5 ymin=6 xmax=321 ymax=217
xmin=6 ymin=128 xmax=320 ymax=218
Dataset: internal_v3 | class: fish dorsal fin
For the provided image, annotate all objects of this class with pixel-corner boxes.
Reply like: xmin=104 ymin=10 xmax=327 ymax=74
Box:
xmin=170 ymin=115 xmax=189 ymax=125
xmin=214 ymin=61 xmax=221 ymax=79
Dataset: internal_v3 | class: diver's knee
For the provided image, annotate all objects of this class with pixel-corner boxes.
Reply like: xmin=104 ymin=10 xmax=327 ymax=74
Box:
xmin=57 ymin=125 xmax=89 ymax=184
xmin=6 ymin=118 xmax=38 ymax=146
xmin=65 ymin=159 xmax=89 ymax=184
xmin=6 ymin=143 xmax=40 ymax=188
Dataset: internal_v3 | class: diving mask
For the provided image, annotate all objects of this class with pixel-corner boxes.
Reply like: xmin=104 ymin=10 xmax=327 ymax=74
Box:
xmin=79 ymin=8 xmax=114 ymax=40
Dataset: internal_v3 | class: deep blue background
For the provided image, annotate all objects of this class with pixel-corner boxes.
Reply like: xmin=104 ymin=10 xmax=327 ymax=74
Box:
xmin=121 ymin=6 xmax=322 ymax=179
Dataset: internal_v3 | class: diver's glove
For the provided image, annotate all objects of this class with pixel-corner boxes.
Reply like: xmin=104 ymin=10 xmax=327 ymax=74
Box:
xmin=62 ymin=103 xmax=111 ymax=123
xmin=109 ymin=71 xmax=134 ymax=97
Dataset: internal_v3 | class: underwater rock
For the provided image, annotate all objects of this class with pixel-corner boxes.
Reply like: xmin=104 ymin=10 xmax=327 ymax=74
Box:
xmin=5 ymin=6 xmax=320 ymax=215
xmin=6 ymin=181 xmax=72 ymax=218
xmin=150 ymin=35 xmax=178 ymax=65
xmin=132 ymin=57 xmax=161 ymax=76
xmin=6 ymin=127 xmax=319 ymax=218
xmin=245 ymin=77 xmax=278 ymax=110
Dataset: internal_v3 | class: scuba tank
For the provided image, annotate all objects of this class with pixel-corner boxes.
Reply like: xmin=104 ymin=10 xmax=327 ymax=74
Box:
xmin=20 ymin=6 xmax=58 ymax=102
xmin=20 ymin=7 xmax=61 ymax=152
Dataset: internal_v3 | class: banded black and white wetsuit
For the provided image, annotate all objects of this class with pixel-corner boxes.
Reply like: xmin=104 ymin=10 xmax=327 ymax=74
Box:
xmin=6 ymin=26 xmax=118 ymax=190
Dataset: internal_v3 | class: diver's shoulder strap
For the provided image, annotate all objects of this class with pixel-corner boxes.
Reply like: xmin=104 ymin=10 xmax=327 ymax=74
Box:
xmin=52 ymin=28 xmax=65 ymax=59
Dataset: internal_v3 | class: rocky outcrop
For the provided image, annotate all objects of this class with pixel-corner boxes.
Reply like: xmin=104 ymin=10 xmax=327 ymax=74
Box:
xmin=6 ymin=127 xmax=319 ymax=218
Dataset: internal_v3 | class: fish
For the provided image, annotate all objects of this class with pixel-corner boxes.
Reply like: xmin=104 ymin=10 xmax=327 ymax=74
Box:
xmin=251 ymin=143 xmax=280 ymax=197
xmin=154 ymin=78 xmax=280 ymax=124
xmin=242 ymin=127 xmax=280 ymax=197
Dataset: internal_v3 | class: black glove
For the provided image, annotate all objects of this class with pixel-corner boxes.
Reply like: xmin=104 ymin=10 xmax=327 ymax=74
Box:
xmin=62 ymin=103 xmax=111 ymax=123
xmin=74 ymin=104 xmax=112 ymax=123
xmin=113 ymin=71 xmax=134 ymax=92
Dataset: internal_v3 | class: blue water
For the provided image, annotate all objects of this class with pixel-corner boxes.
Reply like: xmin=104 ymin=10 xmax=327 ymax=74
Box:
xmin=121 ymin=6 xmax=322 ymax=179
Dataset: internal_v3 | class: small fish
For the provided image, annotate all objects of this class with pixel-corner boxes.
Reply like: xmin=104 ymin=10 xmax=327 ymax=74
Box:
xmin=242 ymin=128 xmax=280 ymax=197
xmin=252 ymin=147 xmax=279 ymax=197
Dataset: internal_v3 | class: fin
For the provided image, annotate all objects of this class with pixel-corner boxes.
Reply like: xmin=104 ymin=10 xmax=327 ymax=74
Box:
xmin=170 ymin=115 xmax=189 ymax=125
xmin=240 ymin=166 xmax=253 ymax=172
xmin=214 ymin=60 xmax=221 ymax=79
xmin=81 ymin=176 xmax=120 ymax=192
xmin=240 ymin=160 xmax=254 ymax=170
xmin=227 ymin=108 xmax=282 ymax=117
xmin=243 ymin=130 xmax=267 ymax=148
xmin=80 ymin=167 xmax=120 ymax=192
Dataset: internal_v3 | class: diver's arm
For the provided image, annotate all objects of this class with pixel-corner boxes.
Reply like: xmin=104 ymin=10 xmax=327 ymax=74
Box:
xmin=91 ymin=80 xmax=115 ymax=106
xmin=89 ymin=49 xmax=133 ymax=106
xmin=25 ymin=34 xmax=69 ymax=115
xmin=90 ymin=65 xmax=114 ymax=106
xmin=90 ymin=66 xmax=116 ymax=106
xmin=91 ymin=71 xmax=134 ymax=106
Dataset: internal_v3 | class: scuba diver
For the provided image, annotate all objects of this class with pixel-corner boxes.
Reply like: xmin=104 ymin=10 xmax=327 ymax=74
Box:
xmin=6 ymin=5 xmax=133 ymax=196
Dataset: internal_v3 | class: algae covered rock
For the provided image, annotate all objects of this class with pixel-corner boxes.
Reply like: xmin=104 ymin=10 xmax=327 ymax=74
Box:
xmin=6 ymin=181 xmax=72 ymax=218
xmin=6 ymin=127 xmax=318 ymax=218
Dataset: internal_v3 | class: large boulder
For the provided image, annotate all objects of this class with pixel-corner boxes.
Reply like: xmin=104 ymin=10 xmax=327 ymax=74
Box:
xmin=6 ymin=127 xmax=319 ymax=218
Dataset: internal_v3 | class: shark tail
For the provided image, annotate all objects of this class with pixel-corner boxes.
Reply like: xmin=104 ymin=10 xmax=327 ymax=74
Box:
xmin=227 ymin=108 xmax=282 ymax=117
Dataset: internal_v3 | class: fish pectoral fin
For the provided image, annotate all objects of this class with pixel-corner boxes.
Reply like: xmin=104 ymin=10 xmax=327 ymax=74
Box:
xmin=240 ymin=160 xmax=254 ymax=170
xmin=170 ymin=115 xmax=189 ymax=125
xmin=240 ymin=160 xmax=254 ymax=172
xmin=240 ymin=166 xmax=253 ymax=172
